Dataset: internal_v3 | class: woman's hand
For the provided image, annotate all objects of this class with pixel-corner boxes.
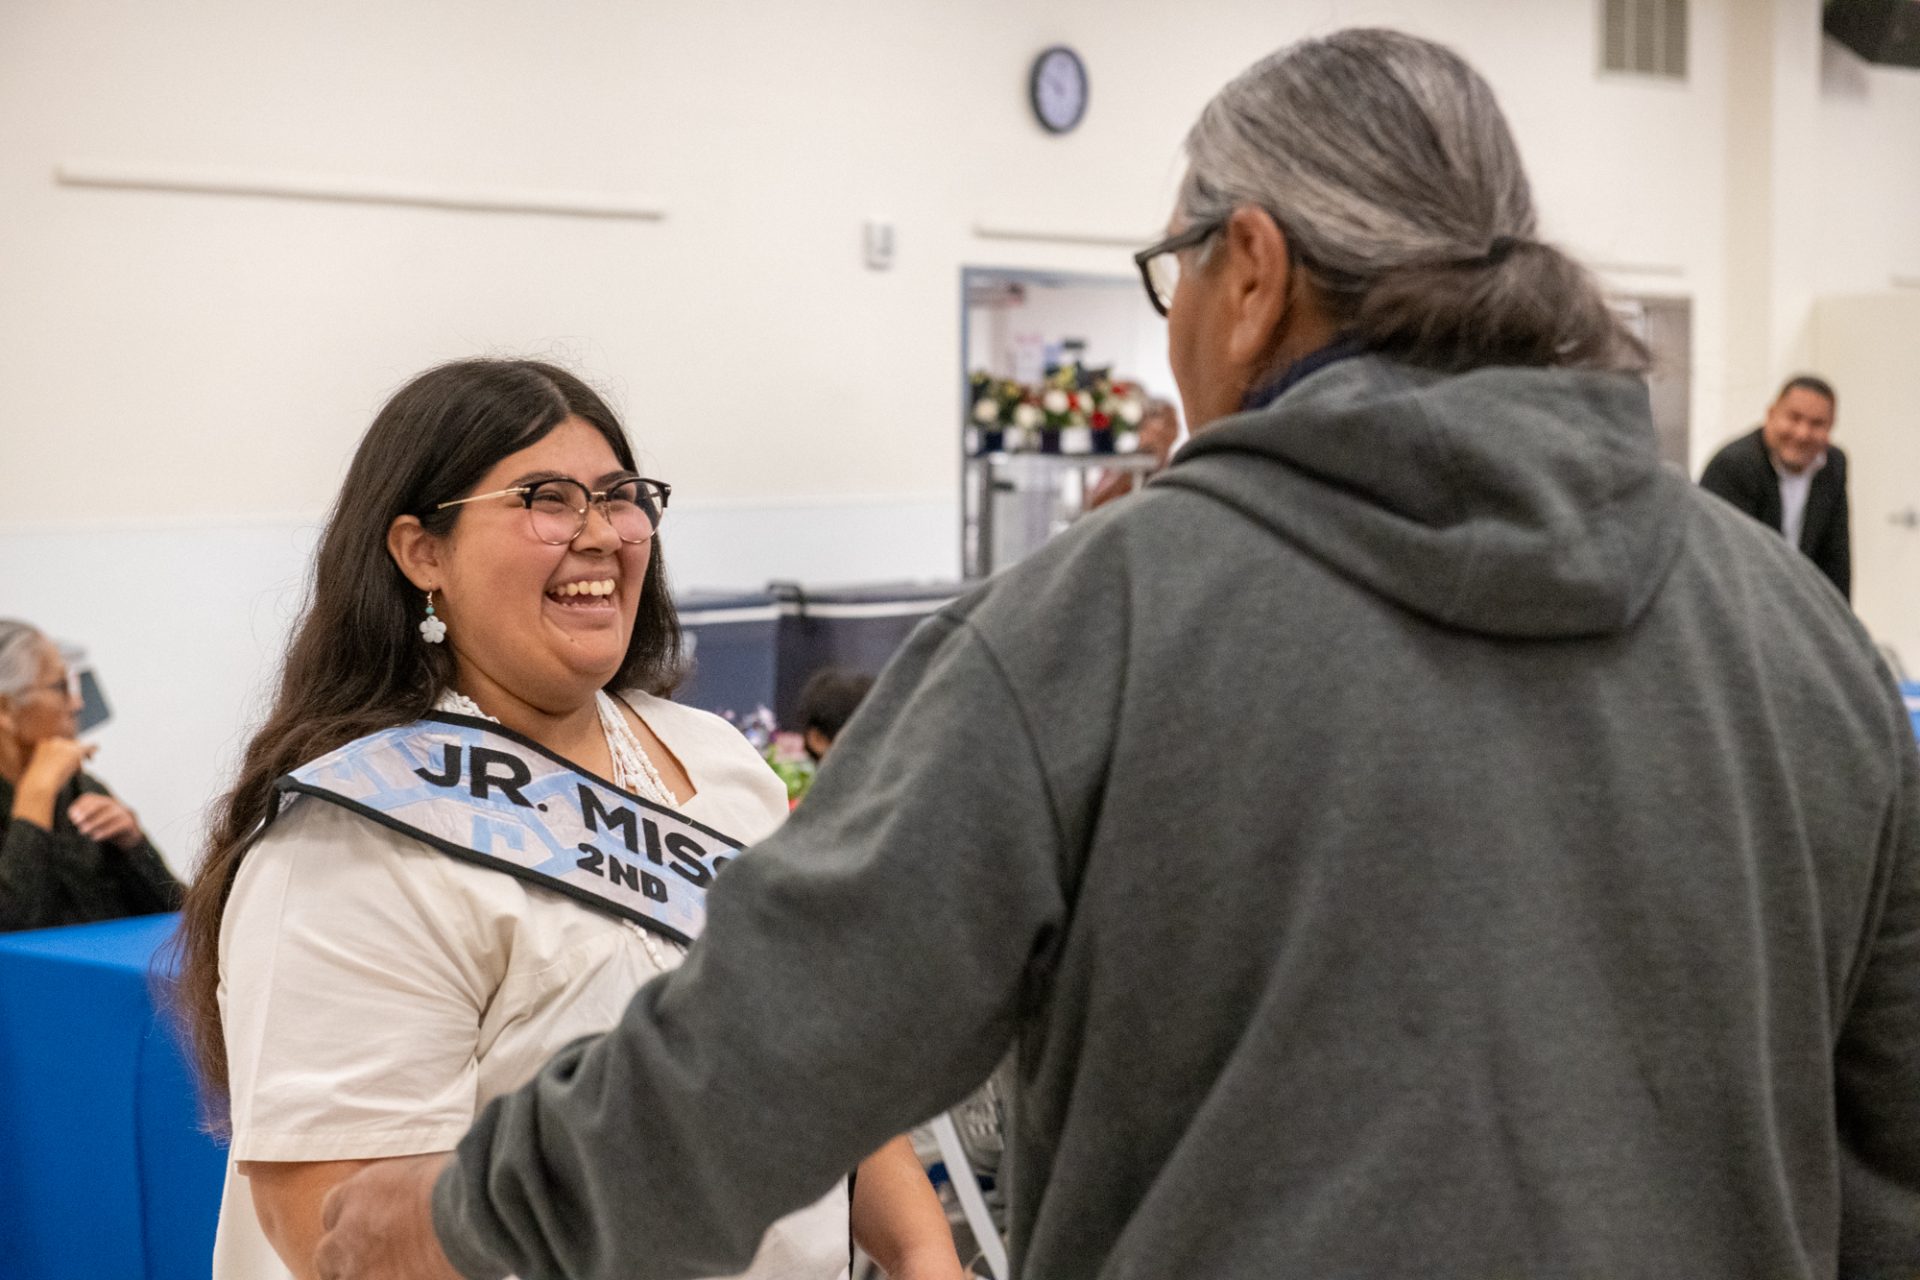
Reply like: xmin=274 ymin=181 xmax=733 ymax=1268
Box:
xmin=68 ymin=792 xmax=144 ymax=851
xmin=22 ymin=737 xmax=93 ymax=794
xmin=10 ymin=738 xmax=94 ymax=830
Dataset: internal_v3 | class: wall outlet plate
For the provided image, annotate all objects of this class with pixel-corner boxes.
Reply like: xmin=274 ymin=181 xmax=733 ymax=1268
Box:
xmin=864 ymin=220 xmax=895 ymax=270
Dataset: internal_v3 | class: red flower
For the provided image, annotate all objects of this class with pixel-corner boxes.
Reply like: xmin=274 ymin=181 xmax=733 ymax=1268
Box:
xmin=1091 ymin=411 xmax=1112 ymax=429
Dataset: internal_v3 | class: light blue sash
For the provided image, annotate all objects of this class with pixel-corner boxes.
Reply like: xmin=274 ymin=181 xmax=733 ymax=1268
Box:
xmin=277 ymin=712 xmax=740 ymax=945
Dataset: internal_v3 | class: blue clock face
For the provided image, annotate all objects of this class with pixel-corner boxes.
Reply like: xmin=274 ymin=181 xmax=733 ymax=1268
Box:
xmin=1031 ymin=46 xmax=1088 ymax=134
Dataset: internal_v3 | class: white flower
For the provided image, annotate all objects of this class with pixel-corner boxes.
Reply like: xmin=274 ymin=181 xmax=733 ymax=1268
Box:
xmin=1119 ymin=399 xmax=1145 ymax=426
xmin=1042 ymin=388 xmax=1069 ymax=414
xmin=419 ymin=615 xmax=447 ymax=644
xmin=1013 ymin=402 xmax=1043 ymax=429
xmin=972 ymin=398 xmax=1001 ymax=425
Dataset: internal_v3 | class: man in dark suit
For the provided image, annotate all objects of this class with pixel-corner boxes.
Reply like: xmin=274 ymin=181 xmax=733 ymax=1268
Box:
xmin=1700 ymin=375 xmax=1850 ymax=599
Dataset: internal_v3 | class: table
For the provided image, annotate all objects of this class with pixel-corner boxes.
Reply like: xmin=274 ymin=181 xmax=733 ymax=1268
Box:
xmin=0 ymin=913 xmax=225 ymax=1280
xmin=963 ymin=450 xmax=1160 ymax=577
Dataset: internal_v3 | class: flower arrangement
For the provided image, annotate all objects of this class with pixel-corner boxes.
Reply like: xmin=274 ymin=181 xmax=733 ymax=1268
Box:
xmin=725 ymin=706 xmax=816 ymax=804
xmin=967 ymin=365 xmax=1150 ymax=456
xmin=761 ymin=734 xmax=815 ymax=804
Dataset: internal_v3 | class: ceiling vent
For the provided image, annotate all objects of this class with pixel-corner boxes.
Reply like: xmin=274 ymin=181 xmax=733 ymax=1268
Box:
xmin=1601 ymin=0 xmax=1688 ymax=78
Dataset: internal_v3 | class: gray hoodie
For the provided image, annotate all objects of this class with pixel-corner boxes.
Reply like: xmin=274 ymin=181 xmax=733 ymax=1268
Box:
xmin=435 ymin=355 xmax=1920 ymax=1279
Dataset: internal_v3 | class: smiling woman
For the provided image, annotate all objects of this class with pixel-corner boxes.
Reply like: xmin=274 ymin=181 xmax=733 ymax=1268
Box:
xmin=172 ymin=359 xmax=960 ymax=1280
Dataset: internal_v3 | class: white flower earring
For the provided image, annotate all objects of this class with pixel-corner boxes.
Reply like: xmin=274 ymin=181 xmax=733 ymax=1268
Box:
xmin=419 ymin=590 xmax=447 ymax=644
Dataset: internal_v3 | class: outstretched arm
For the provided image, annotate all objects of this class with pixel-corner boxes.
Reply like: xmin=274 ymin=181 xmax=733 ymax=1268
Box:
xmin=319 ymin=612 xmax=1084 ymax=1280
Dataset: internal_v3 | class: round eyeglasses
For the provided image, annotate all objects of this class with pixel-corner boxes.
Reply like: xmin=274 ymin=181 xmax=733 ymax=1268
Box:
xmin=436 ymin=476 xmax=671 ymax=546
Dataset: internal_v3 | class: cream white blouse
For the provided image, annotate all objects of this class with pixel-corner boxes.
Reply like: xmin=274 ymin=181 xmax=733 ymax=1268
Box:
xmin=211 ymin=691 xmax=848 ymax=1280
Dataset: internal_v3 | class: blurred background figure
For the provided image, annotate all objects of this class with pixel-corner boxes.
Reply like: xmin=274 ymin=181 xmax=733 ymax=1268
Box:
xmin=1085 ymin=398 xmax=1181 ymax=512
xmin=796 ymin=667 xmax=878 ymax=762
xmin=0 ymin=620 xmax=181 ymax=932
xmin=1699 ymin=374 xmax=1850 ymax=599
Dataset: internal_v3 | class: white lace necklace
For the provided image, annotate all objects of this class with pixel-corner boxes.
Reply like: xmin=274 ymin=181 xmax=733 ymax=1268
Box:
xmin=437 ymin=689 xmax=675 ymax=805
xmin=436 ymin=687 xmax=686 ymax=966
xmin=594 ymin=692 xmax=676 ymax=807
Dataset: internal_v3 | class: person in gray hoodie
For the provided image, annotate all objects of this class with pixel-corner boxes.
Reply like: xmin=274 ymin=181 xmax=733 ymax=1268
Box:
xmin=315 ymin=28 xmax=1920 ymax=1280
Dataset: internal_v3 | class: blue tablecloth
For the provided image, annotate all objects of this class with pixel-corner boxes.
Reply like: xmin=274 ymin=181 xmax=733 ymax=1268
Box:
xmin=0 ymin=913 xmax=225 ymax=1280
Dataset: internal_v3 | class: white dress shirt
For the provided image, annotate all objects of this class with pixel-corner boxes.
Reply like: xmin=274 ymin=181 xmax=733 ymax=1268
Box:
xmin=1773 ymin=451 xmax=1827 ymax=549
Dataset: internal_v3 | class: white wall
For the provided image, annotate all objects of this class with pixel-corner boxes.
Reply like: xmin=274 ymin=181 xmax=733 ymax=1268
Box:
xmin=1807 ymin=40 xmax=1920 ymax=659
xmin=2 ymin=0 xmax=1915 ymax=869
xmin=1706 ymin=0 xmax=1920 ymax=455
xmin=1816 ymin=41 xmax=1920 ymax=296
xmin=0 ymin=0 xmax=1744 ymax=522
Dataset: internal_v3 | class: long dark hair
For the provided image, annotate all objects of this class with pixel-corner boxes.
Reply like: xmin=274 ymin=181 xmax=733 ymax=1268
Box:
xmin=174 ymin=358 xmax=682 ymax=1106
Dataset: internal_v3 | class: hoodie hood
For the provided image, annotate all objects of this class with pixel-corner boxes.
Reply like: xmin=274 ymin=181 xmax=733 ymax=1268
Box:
xmin=1155 ymin=354 xmax=1692 ymax=639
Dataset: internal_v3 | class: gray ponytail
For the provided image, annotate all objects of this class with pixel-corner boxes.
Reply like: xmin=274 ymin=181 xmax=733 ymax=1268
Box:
xmin=0 ymin=622 xmax=45 ymax=698
xmin=1182 ymin=29 xmax=1646 ymax=374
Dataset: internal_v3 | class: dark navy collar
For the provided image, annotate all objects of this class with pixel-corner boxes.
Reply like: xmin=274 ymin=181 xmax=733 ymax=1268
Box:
xmin=1240 ymin=339 xmax=1366 ymax=413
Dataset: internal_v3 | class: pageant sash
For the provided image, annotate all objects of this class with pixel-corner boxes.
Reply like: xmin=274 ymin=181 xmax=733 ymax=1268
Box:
xmin=276 ymin=712 xmax=740 ymax=945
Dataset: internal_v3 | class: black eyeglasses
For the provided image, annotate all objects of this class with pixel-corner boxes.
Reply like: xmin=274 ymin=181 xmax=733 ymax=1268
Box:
xmin=437 ymin=476 xmax=671 ymax=546
xmin=1133 ymin=219 xmax=1225 ymax=317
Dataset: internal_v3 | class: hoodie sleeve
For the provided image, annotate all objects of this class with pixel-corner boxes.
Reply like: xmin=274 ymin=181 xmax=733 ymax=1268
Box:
xmin=431 ymin=611 xmax=1074 ymax=1280
xmin=1835 ymin=701 xmax=1920 ymax=1276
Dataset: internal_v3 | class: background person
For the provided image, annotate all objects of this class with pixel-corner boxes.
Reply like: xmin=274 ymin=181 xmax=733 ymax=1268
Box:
xmin=1084 ymin=397 xmax=1181 ymax=511
xmin=318 ymin=31 xmax=1919 ymax=1280
xmin=795 ymin=667 xmax=877 ymax=762
xmin=0 ymin=620 xmax=180 ymax=931
xmin=1699 ymin=374 xmax=1850 ymax=599
xmin=173 ymin=360 xmax=960 ymax=1280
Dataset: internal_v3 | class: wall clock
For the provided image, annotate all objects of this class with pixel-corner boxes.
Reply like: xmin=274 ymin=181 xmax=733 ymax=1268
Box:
xmin=1030 ymin=45 xmax=1088 ymax=134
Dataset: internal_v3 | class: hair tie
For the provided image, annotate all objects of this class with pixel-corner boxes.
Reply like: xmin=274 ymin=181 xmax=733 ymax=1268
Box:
xmin=1441 ymin=236 xmax=1530 ymax=271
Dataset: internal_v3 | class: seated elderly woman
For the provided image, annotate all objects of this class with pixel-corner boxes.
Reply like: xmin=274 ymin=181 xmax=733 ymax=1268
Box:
xmin=0 ymin=621 xmax=181 ymax=931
